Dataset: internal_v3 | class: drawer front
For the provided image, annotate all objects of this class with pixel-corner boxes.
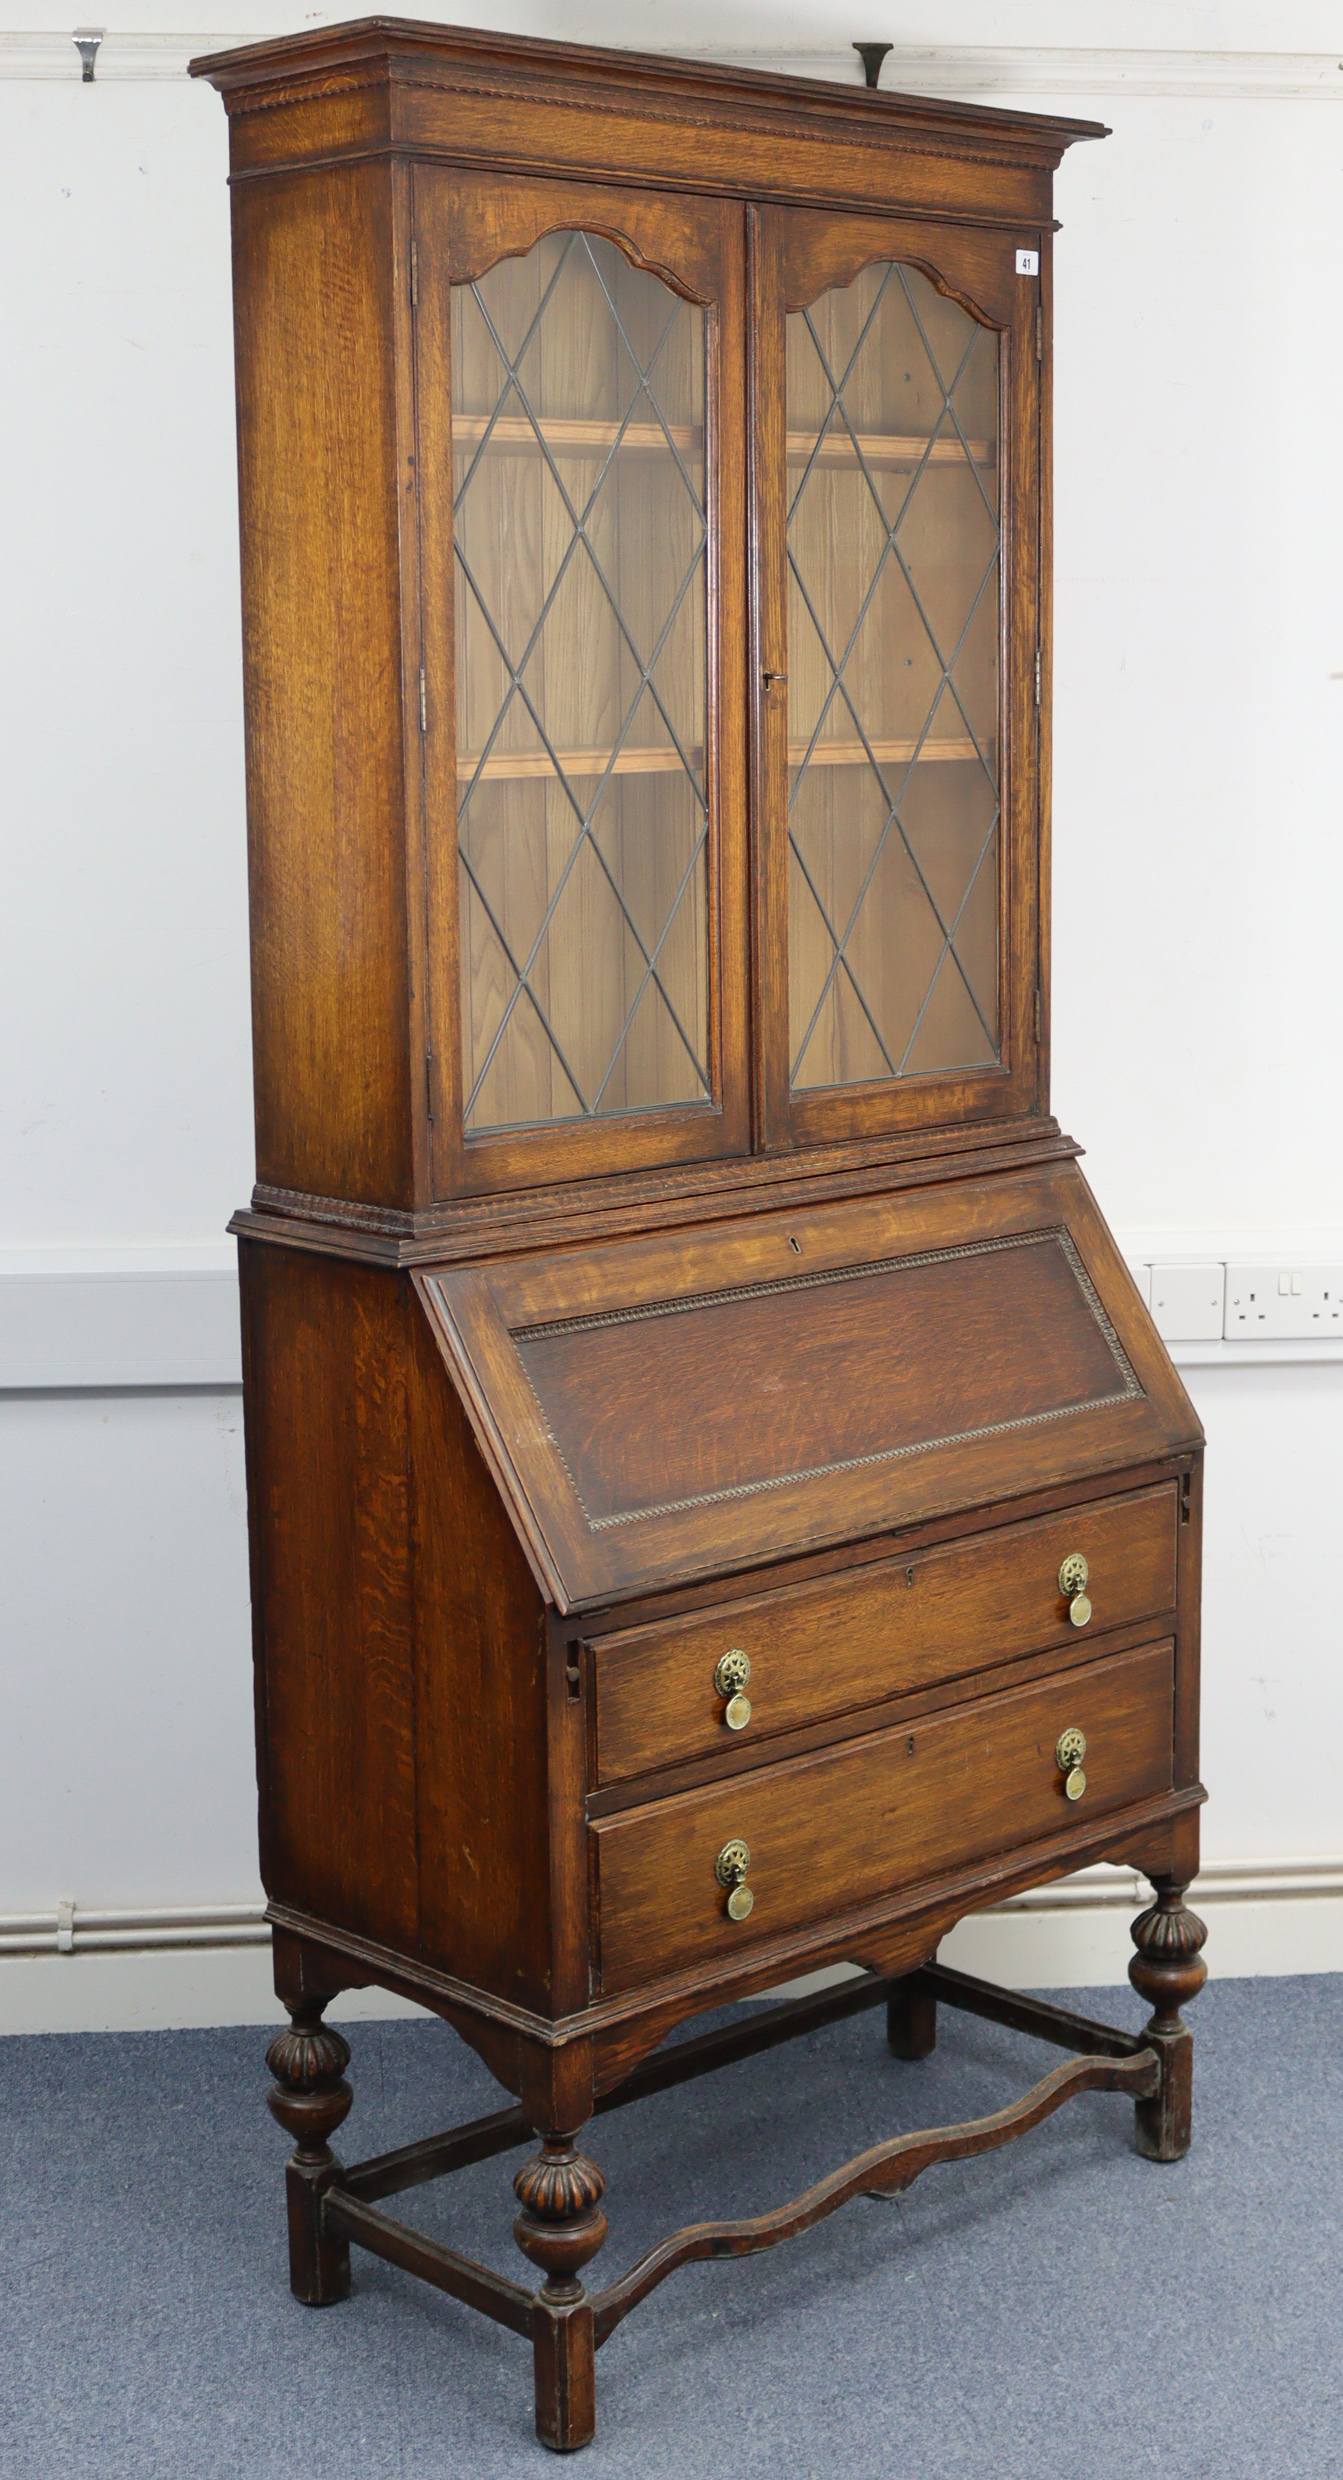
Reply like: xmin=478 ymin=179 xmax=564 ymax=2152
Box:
xmin=593 ymin=1641 xmax=1174 ymax=1993
xmin=589 ymin=1483 xmax=1178 ymax=1786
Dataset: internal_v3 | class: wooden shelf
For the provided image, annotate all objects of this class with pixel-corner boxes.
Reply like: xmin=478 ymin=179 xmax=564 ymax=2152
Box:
xmin=790 ymin=735 xmax=990 ymax=768
xmin=452 ymin=413 xmax=992 ymax=471
xmin=459 ymin=744 xmax=699 ymax=783
xmin=457 ymin=737 xmax=990 ymax=782
xmin=788 ymin=430 xmax=993 ymax=472
xmin=453 ymin=414 xmax=699 ymax=460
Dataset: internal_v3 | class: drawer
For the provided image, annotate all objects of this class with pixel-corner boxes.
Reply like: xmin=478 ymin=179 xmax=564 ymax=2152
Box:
xmin=593 ymin=1640 xmax=1174 ymax=1993
xmin=587 ymin=1483 xmax=1178 ymax=1786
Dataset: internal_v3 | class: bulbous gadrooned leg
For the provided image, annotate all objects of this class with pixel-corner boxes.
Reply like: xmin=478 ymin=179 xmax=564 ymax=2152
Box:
xmin=514 ymin=2134 xmax=608 ymax=2452
xmin=265 ymin=2002 xmax=353 ymax=2304
xmin=1128 ymin=1882 xmax=1208 ymax=2162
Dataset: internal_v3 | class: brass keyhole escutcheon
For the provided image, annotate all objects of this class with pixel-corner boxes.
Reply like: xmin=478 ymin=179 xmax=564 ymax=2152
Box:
xmin=714 ymin=1649 xmax=752 ymax=1730
xmin=715 ymin=1839 xmax=754 ymax=1920
xmin=1058 ymin=1552 xmax=1092 ymax=1628
xmin=1055 ymin=1726 xmax=1087 ymax=1801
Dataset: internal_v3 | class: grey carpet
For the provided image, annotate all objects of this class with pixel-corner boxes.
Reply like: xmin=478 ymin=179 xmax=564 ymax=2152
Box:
xmin=1 ymin=1973 xmax=1340 ymax=2478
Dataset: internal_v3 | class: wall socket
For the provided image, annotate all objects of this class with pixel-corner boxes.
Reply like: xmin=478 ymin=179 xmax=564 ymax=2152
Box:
xmin=1224 ymin=1264 xmax=1343 ymax=1340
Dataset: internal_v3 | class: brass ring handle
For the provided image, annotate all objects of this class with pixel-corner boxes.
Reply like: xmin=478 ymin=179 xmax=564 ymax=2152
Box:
xmin=715 ymin=1839 xmax=754 ymax=1920
xmin=1058 ymin=1552 xmax=1092 ymax=1628
xmin=1055 ymin=1726 xmax=1087 ymax=1801
xmin=714 ymin=1648 xmax=752 ymax=1731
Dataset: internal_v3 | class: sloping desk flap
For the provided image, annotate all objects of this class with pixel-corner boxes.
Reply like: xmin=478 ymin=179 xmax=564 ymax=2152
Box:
xmin=413 ymin=1165 xmax=1200 ymax=1614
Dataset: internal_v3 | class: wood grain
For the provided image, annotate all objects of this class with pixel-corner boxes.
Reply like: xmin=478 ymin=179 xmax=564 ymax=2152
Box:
xmin=593 ymin=1641 xmax=1175 ymax=1991
xmin=406 ymin=1291 xmax=556 ymax=2012
xmin=230 ymin=164 xmax=421 ymax=1210
xmin=590 ymin=2045 xmax=1156 ymax=2342
xmin=415 ymin=1161 xmax=1202 ymax=1610
xmin=590 ymin=1481 xmax=1178 ymax=1784
xmin=197 ymin=27 xmax=1104 ymax=236
xmin=190 ymin=31 xmax=1201 ymax=2457
xmin=241 ymin=1242 xmax=420 ymax=1950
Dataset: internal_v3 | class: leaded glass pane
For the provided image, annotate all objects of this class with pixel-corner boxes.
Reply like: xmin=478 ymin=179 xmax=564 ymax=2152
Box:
xmin=786 ymin=262 xmax=1001 ymax=1092
xmin=451 ymin=233 xmax=710 ymax=1134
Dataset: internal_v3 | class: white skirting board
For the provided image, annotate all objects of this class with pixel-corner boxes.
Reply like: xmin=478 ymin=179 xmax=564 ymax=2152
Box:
xmin=2 ymin=1862 xmax=1340 ymax=2036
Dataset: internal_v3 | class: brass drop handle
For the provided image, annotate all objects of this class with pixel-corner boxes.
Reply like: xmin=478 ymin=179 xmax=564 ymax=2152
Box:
xmin=715 ymin=1838 xmax=754 ymax=1921
xmin=714 ymin=1648 xmax=752 ymax=1731
xmin=1058 ymin=1552 xmax=1092 ymax=1627
xmin=1055 ymin=1727 xmax=1087 ymax=1801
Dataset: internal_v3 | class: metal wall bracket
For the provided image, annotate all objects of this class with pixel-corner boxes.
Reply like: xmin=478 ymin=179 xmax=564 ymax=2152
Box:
xmin=853 ymin=42 xmax=893 ymax=89
xmin=73 ymin=27 xmax=104 ymax=81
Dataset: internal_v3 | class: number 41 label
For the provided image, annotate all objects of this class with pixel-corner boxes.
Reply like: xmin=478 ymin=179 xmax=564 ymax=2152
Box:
xmin=1015 ymin=247 xmax=1040 ymax=275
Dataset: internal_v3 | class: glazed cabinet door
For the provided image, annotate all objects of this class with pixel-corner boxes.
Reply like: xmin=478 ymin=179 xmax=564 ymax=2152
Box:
xmin=752 ymin=209 xmax=1043 ymax=1148
xmin=415 ymin=173 xmax=749 ymax=1196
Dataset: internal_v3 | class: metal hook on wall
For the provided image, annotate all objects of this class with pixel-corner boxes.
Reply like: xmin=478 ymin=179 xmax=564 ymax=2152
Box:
xmin=853 ymin=42 xmax=893 ymax=89
xmin=73 ymin=27 xmax=104 ymax=81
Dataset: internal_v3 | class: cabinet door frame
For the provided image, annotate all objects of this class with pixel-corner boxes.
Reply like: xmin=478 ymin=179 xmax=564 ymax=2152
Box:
xmin=750 ymin=206 xmax=1043 ymax=1153
xmin=415 ymin=169 xmax=750 ymax=1199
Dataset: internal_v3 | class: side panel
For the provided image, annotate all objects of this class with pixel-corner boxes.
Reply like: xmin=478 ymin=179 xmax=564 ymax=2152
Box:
xmin=231 ymin=160 xmax=421 ymax=1207
xmin=241 ymin=1242 xmax=421 ymax=1949
xmin=243 ymin=1240 xmax=558 ymax=2010
xmin=406 ymin=1290 xmax=556 ymax=2010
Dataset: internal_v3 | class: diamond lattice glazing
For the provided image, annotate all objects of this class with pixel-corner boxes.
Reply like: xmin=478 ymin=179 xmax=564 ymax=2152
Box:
xmin=786 ymin=262 xmax=1001 ymax=1092
xmin=452 ymin=233 xmax=710 ymax=1134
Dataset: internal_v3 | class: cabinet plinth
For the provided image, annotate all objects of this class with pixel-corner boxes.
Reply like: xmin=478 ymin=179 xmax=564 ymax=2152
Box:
xmin=195 ymin=18 xmax=1202 ymax=2450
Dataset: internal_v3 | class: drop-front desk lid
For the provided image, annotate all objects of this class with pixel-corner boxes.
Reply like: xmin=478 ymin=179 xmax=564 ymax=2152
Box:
xmin=413 ymin=1163 xmax=1200 ymax=1616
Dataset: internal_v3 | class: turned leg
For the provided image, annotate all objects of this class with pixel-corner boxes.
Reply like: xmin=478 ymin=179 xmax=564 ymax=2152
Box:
xmin=265 ymin=2001 xmax=353 ymax=2304
xmin=514 ymin=2132 xmax=609 ymax=2452
xmin=1128 ymin=1880 xmax=1208 ymax=2162
xmin=886 ymin=1968 xmax=937 ymax=2060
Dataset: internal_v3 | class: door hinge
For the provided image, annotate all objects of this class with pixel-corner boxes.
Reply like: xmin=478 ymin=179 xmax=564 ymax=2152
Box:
xmin=425 ymin=1050 xmax=434 ymax=1121
xmin=410 ymin=237 xmax=418 ymax=311
xmin=419 ymin=666 xmax=427 ymax=733
xmin=1034 ymin=647 xmax=1042 ymax=708
xmin=1036 ymin=301 xmax=1043 ymax=361
xmin=1034 ymin=987 xmax=1043 ymax=1043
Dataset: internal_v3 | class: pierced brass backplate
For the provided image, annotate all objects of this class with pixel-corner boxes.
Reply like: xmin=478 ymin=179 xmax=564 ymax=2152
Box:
xmin=714 ymin=1648 xmax=751 ymax=1698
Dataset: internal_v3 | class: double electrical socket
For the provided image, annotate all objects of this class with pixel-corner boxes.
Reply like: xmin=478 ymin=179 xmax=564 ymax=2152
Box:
xmin=1223 ymin=1264 xmax=1343 ymax=1340
xmin=1144 ymin=1260 xmax=1343 ymax=1342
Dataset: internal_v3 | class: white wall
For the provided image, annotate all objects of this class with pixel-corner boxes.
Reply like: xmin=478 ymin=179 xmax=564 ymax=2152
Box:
xmin=2 ymin=0 xmax=1341 ymax=2029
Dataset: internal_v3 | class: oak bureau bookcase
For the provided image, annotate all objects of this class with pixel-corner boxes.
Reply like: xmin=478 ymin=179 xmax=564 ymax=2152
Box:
xmin=192 ymin=18 xmax=1208 ymax=2452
